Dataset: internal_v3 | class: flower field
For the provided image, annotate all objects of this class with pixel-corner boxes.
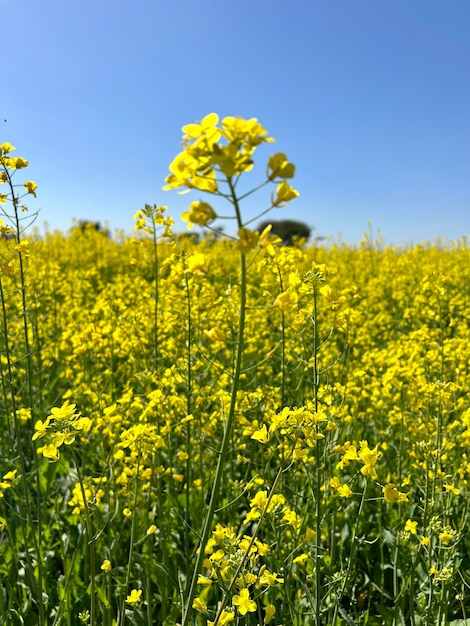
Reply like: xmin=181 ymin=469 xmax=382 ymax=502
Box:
xmin=1 ymin=121 xmax=470 ymax=626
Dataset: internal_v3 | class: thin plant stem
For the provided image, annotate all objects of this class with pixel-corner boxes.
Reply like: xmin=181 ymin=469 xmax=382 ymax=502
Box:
xmin=181 ymin=178 xmax=247 ymax=626
xmin=71 ymin=449 xmax=97 ymax=626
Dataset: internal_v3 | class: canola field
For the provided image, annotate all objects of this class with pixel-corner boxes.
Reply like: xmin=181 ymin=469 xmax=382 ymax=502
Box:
xmin=1 ymin=121 xmax=470 ymax=626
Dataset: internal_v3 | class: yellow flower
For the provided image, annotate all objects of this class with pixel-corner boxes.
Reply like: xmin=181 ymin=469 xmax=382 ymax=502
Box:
xmin=182 ymin=112 xmax=220 ymax=141
xmin=329 ymin=477 xmax=353 ymax=497
xmin=100 ymin=559 xmax=112 ymax=572
xmin=24 ymin=181 xmax=37 ymax=197
xmin=293 ymin=553 xmax=309 ymax=565
xmin=15 ymin=240 xmax=32 ymax=256
xmin=383 ymin=483 xmax=409 ymax=503
xmin=251 ymin=424 xmax=270 ymax=443
xmin=146 ymin=524 xmax=157 ymax=535
xmin=0 ymin=142 xmax=15 ymax=154
xmin=264 ymin=603 xmax=276 ymax=624
xmin=232 ymin=587 xmax=257 ymax=615
xmin=125 ymin=588 xmax=142 ymax=604
xmin=204 ymin=327 xmax=226 ymax=343
xmin=221 ymin=116 xmax=274 ymax=147
xmin=192 ymin=597 xmax=207 ymax=611
xmin=32 ymin=418 xmax=52 ymax=440
xmin=358 ymin=442 xmax=379 ymax=481
xmin=267 ymin=152 xmax=295 ymax=180
xmin=337 ymin=483 xmax=353 ymax=498
xmin=444 ymin=482 xmax=460 ymax=495
xmin=259 ymin=570 xmax=284 ymax=585
xmin=404 ymin=519 xmax=418 ymax=535
xmin=186 ymin=252 xmax=208 ymax=274
xmin=123 ymin=508 xmax=132 ymax=518
xmin=41 ymin=443 xmax=60 ymax=462
xmin=208 ymin=610 xmax=234 ymax=626
xmin=7 ymin=156 xmax=28 ymax=170
xmin=439 ymin=529 xmax=453 ymax=545
xmin=258 ymin=224 xmax=282 ymax=255
xmin=274 ymin=289 xmax=298 ymax=311
xmin=181 ymin=201 xmax=217 ymax=229
xmin=272 ymin=181 xmax=299 ymax=207
xmin=3 ymin=470 xmax=17 ymax=481
xmin=237 ymin=227 xmax=258 ymax=253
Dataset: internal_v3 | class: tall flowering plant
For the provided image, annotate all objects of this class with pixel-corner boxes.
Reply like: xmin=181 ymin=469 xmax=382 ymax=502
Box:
xmin=164 ymin=113 xmax=299 ymax=624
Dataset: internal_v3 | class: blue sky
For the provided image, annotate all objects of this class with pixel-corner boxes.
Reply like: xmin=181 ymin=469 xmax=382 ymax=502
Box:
xmin=3 ymin=0 xmax=469 ymax=245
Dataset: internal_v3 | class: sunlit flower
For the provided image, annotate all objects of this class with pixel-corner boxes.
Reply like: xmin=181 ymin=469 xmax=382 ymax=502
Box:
xmin=125 ymin=589 xmax=142 ymax=604
xmin=232 ymin=588 xmax=257 ymax=615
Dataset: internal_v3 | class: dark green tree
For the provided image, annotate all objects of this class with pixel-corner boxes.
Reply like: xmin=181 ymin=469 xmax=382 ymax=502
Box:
xmin=258 ymin=219 xmax=311 ymax=245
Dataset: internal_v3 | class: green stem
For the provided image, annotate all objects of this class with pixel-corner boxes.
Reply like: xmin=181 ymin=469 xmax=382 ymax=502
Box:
xmin=151 ymin=208 xmax=159 ymax=372
xmin=72 ymin=450 xmax=97 ymax=626
xmin=181 ymin=179 xmax=247 ymax=626
xmin=211 ymin=464 xmax=287 ymax=625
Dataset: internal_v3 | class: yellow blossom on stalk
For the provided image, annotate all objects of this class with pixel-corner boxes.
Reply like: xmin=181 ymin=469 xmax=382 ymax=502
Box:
xmin=272 ymin=181 xmax=299 ymax=207
xmin=182 ymin=111 xmax=221 ymax=142
xmin=0 ymin=142 xmax=15 ymax=154
xmin=259 ymin=569 xmax=284 ymax=586
xmin=3 ymin=470 xmax=17 ymax=482
xmin=192 ymin=597 xmax=207 ymax=611
xmin=15 ymin=240 xmax=31 ymax=256
xmin=330 ymin=477 xmax=353 ymax=498
xmin=358 ymin=441 xmax=380 ymax=480
xmin=125 ymin=589 xmax=142 ymax=604
xmin=251 ymin=424 xmax=270 ymax=443
xmin=293 ymin=553 xmax=309 ymax=565
xmin=204 ymin=327 xmax=226 ymax=343
xmin=100 ymin=559 xmax=112 ymax=572
xmin=186 ymin=252 xmax=208 ymax=274
xmin=405 ymin=519 xmax=418 ymax=535
xmin=258 ymin=224 xmax=282 ymax=255
xmin=221 ymin=116 xmax=274 ymax=148
xmin=208 ymin=610 xmax=234 ymax=626
xmin=23 ymin=181 xmax=37 ymax=197
xmin=237 ymin=227 xmax=258 ymax=252
xmin=383 ymin=483 xmax=409 ymax=503
xmin=42 ymin=443 xmax=60 ymax=461
xmin=267 ymin=152 xmax=296 ymax=180
xmin=274 ymin=289 xmax=298 ymax=311
xmin=164 ymin=113 xmax=284 ymax=205
xmin=444 ymin=482 xmax=460 ymax=495
xmin=32 ymin=401 xmax=90 ymax=462
xmin=264 ymin=603 xmax=276 ymax=624
xmin=232 ymin=588 xmax=257 ymax=615
xmin=439 ymin=529 xmax=454 ymax=545
xmin=181 ymin=200 xmax=217 ymax=229
xmin=6 ymin=156 xmax=29 ymax=170
xmin=164 ymin=151 xmax=218 ymax=194
xmin=0 ymin=193 xmax=7 ymax=204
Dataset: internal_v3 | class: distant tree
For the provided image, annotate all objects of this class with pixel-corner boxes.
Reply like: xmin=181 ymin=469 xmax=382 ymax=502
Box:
xmin=75 ymin=220 xmax=110 ymax=237
xmin=257 ymin=219 xmax=311 ymax=245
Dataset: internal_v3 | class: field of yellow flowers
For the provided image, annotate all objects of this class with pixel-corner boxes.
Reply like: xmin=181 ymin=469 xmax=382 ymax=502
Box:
xmin=1 ymin=119 xmax=470 ymax=626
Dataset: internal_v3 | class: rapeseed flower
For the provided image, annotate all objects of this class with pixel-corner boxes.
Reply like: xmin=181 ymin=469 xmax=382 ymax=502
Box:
xmin=232 ymin=588 xmax=256 ymax=615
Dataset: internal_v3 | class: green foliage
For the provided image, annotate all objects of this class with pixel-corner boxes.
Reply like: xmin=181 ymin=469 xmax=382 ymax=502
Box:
xmin=258 ymin=218 xmax=311 ymax=245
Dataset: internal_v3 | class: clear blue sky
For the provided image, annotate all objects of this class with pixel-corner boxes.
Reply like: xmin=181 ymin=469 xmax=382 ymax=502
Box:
xmin=3 ymin=0 xmax=469 ymax=245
